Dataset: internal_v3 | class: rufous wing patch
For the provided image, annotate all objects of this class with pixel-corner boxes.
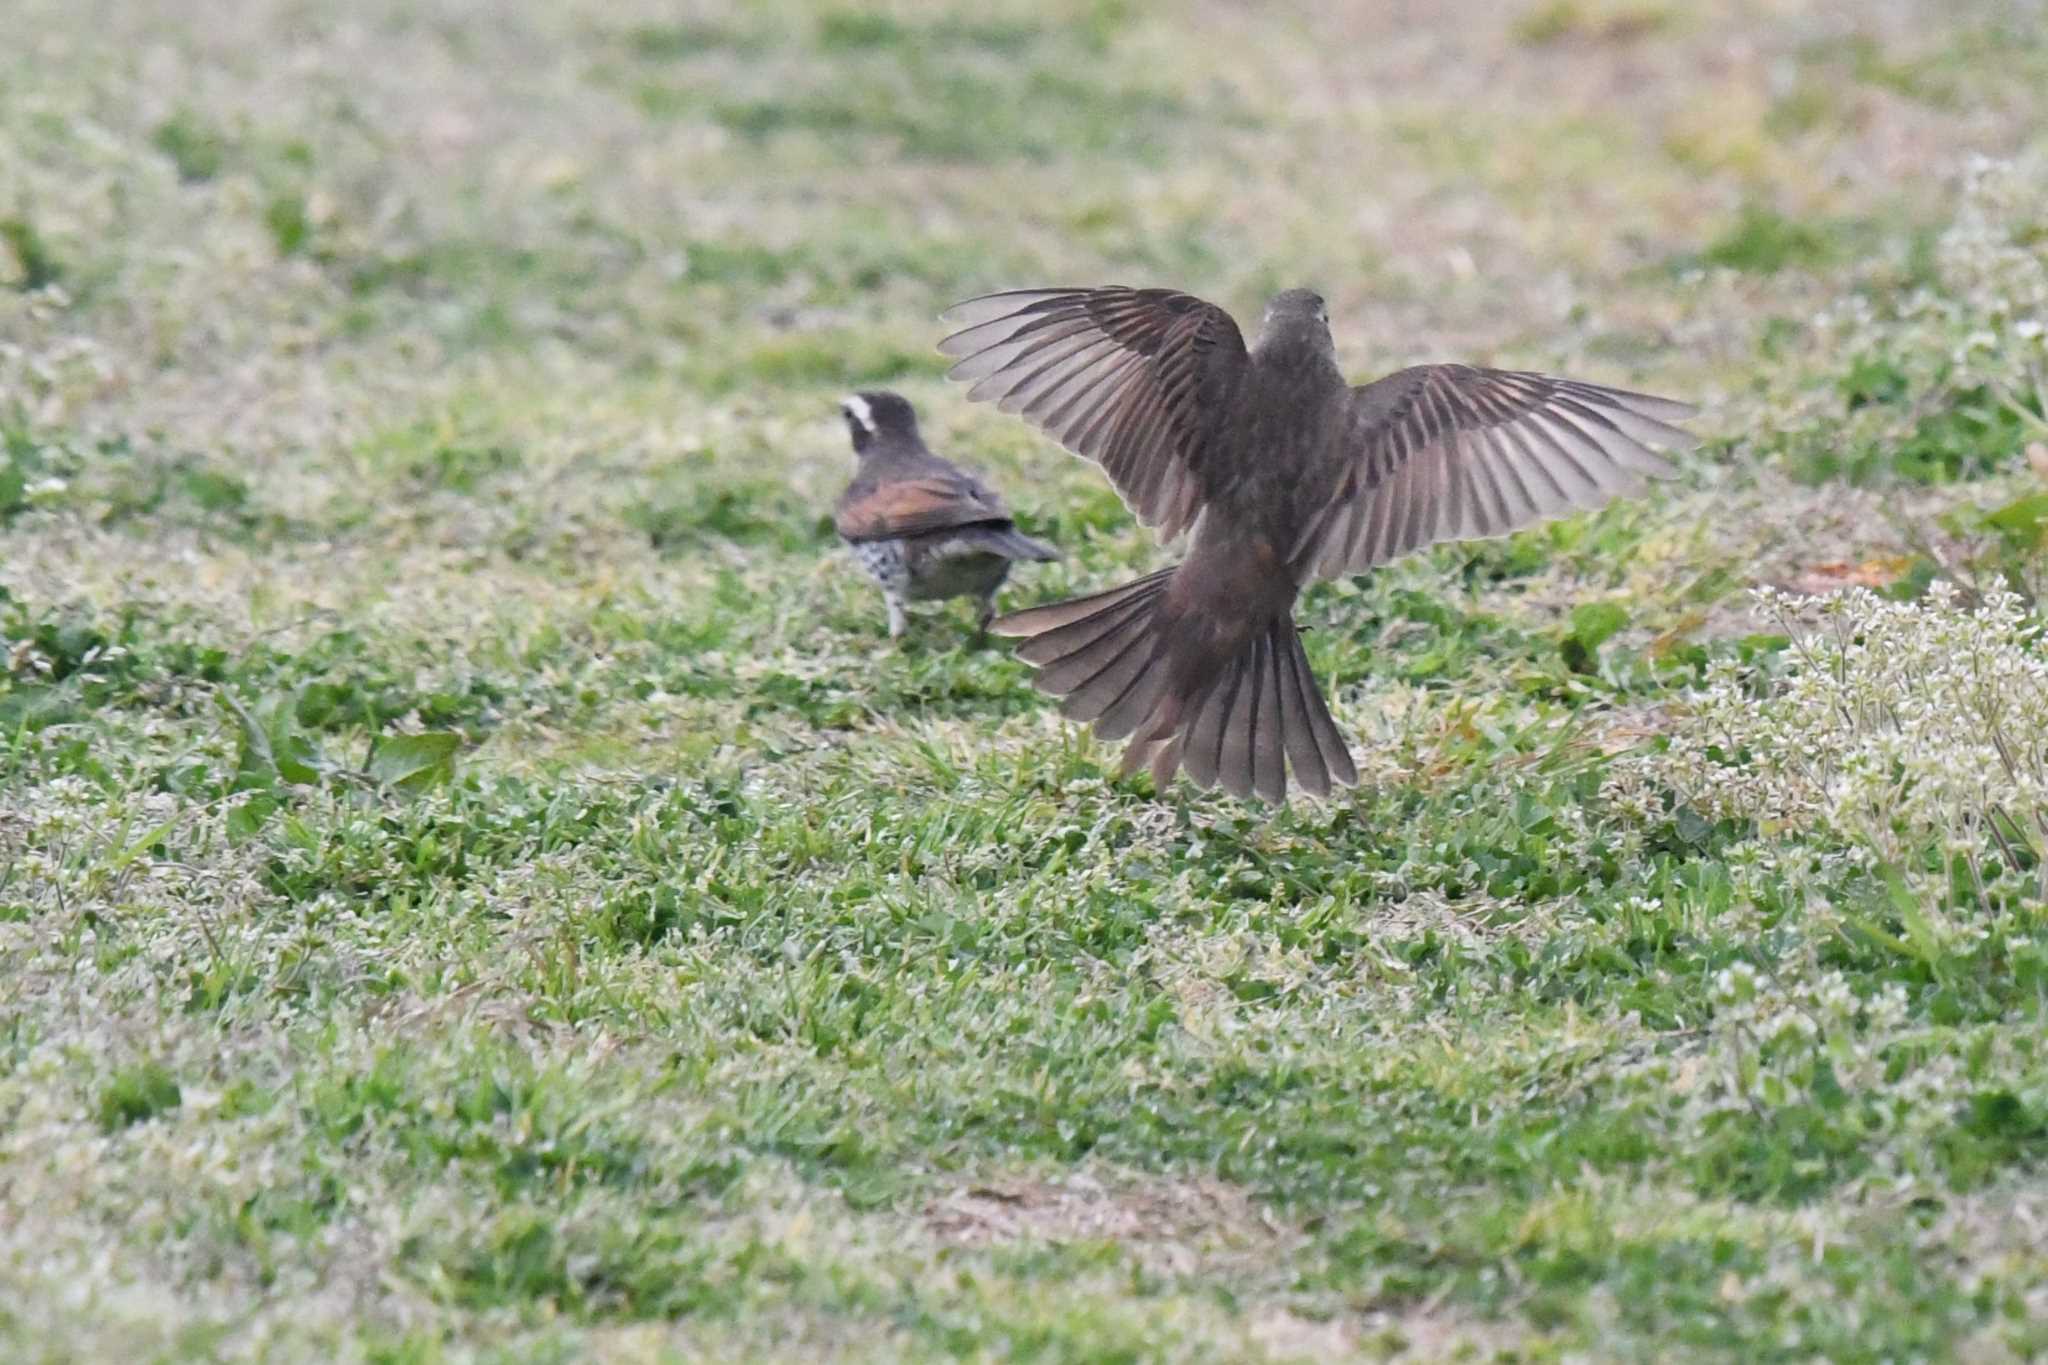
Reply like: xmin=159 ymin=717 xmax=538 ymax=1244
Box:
xmin=836 ymin=476 xmax=1008 ymax=541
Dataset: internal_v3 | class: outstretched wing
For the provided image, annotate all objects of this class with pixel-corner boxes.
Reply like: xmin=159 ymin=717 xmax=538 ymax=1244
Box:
xmin=835 ymin=469 xmax=1010 ymax=542
xmin=938 ymin=287 xmax=1250 ymax=540
xmin=1292 ymin=364 xmax=1697 ymax=579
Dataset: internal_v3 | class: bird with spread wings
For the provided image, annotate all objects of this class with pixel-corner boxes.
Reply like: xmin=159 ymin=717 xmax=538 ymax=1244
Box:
xmin=939 ymin=285 xmax=1697 ymax=802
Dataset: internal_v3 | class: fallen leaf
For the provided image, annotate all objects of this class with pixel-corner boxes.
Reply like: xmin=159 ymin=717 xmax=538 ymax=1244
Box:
xmin=1782 ymin=556 xmax=1912 ymax=595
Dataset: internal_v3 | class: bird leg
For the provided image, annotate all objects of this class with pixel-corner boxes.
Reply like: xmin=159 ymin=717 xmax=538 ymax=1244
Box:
xmin=975 ymin=593 xmax=997 ymax=642
xmin=886 ymin=592 xmax=909 ymax=639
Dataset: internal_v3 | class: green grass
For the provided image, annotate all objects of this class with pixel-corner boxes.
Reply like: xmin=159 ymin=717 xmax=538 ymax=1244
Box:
xmin=5 ymin=0 xmax=2048 ymax=1359
xmin=0 ymin=213 xmax=63 ymax=290
xmin=151 ymin=109 xmax=228 ymax=183
xmin=1695 ymin=203 xmax=1844 ymax=274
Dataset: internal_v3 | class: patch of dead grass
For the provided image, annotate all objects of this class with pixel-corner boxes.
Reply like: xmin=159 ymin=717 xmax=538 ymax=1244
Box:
xmin=924 ymin=1170 xmax=1290 ymax=1255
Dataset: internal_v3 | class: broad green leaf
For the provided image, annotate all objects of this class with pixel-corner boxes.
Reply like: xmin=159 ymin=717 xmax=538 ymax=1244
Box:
xmin=1982 ymin=491 xmax=2048 ymax=542
xmin=367 ymin=731 xmax=461 ymax=792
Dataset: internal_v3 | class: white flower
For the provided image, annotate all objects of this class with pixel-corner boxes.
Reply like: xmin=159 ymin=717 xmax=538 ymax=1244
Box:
xmin=1644 ymin=585 xmax=2048 ymax=919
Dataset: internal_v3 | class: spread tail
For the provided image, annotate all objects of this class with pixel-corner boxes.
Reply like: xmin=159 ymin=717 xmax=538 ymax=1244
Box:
xmin=993 ymin=569 xmax=1358 ymax=801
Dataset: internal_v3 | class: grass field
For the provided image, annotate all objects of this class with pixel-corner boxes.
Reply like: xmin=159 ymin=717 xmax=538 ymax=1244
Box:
xmin=6 ymin=0 xmax=2048 ymax=1359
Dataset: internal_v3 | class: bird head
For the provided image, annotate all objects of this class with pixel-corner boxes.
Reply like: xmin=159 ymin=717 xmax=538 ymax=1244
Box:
xmin=840 ymin=390 xmax=920 ymax=456
xmin=1256 ymin=288 xmax=1335 ymax=358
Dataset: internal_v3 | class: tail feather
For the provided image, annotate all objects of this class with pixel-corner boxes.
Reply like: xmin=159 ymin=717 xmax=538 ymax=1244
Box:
xmin=1276 ymin=633 xmax=1332 ymax=797
xmin=1286 ymin=631 xmax=1358 ymax=790
xmin=998 ymin=569 xmax=1357 ymax=802
xmin=998 ymin=570 xmax=1177 ymax=736
xmin=1031 ymin=603 xmax=1154 ymax=697
xmin=1149 ymin=733 xmax=1187 ymax=790
xmin=1218 ymin=635 xmax=1279 ymax=801
xmin=1090 ymin=642 xmax=1175 ymax=740
xmin=1181 ymin=653 xmax=1242 ymax=792
xmin=1015 ymin=588 xmax=1155 ymax=669
xmin=1251 ymin=635 xmax=1287 ymax=802
xmin=993 ymin=567 xmax=1173 ymax=642
xmin=1042 ymin=610 xmax=1158 ymax=715
xmin=952 ymin=524 xmax=1062 ymax=563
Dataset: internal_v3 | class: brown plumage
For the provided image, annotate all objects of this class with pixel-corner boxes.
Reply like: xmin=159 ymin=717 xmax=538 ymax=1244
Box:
xmin=938 ymin=286 xmax=1698 ymax=801
xmin=833 ymin=390 xmax=1059 ymax=639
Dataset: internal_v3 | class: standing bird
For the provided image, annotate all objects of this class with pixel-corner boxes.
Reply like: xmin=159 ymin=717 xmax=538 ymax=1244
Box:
xmin=833 ymin=390 xmax=1060 ymax=640
xmin=938 ymin=286 xmax=1698 ymax=801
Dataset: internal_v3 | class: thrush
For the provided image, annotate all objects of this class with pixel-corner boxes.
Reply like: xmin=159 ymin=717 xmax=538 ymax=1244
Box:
xmin=833 ymin=390 xmax=1060 ymax=639
xmin=938 ymin=286 xmax=1698 ymax=801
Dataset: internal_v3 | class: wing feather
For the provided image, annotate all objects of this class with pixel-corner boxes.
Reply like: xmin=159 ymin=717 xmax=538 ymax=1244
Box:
xmin=835 ymin=471 xmax=1012 ymax=542
xmin=939 ymin=287 xmax=1250 ymax=538
xmin=1295 ymin=364 xmax=1697 ymax=577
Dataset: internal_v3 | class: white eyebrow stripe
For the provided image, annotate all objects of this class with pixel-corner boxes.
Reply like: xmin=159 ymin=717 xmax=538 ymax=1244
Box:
xmin=841 ymin=393 xmax=875 ymax=433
